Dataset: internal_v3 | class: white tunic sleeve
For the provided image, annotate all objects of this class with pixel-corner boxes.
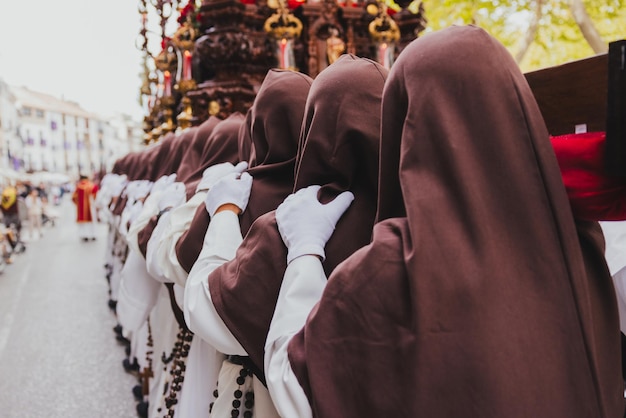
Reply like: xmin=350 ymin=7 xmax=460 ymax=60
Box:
xmin=145 ymin=210 xmax=174 ymax=282
xmin=126 ymin=191 xmax=163 ymax=257
xmin=150 ymin=191 xmax=208 ymax=287
xmin=600 ymin=221 xmax=626 ymax=334
xmin=184 ymin=210 xmax=247 ymax=355
xmin=264 ymin=255 xmax=326 ymax=418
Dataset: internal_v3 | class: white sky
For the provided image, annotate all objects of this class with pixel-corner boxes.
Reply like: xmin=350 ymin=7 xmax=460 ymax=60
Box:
xmin=0 ymin=0 xmax=148 ymax=121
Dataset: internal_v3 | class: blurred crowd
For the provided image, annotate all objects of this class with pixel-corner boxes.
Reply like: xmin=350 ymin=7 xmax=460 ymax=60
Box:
xmin=0 ymin=180 xmax=66 ymax=269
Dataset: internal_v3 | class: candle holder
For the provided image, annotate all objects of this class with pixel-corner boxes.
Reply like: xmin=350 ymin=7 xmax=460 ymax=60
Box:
xmin=176 ymin=96 xmax=194 ymax=131
xmin=151 ymin=125 xmax=163 ymax=141
xmin=160 ymin=95 xmax=176 ymax=134
xmin=155 ymin=45 xmax=178 ymax=74
xmin=264 ymin=0 xmax=303 ymax=70
xmin=368 ymin=0 xmax=400 ymax=69
xmin=142 ymin=116 xmax=154 ymax=145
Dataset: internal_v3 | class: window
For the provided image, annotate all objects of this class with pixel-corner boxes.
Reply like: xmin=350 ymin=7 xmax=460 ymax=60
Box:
xmin=22 ymin=107 xmax=32 ymax=116
xmin=35 ymin=109 xmax=44 ymax=118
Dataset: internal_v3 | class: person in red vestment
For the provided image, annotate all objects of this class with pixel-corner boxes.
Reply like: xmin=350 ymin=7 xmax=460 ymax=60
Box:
xmin=72 ymin=175 xmax=99 ymax=241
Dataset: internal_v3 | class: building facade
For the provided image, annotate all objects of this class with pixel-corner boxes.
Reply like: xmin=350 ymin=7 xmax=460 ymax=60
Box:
xmin=0 ymin=79 xmax=141 ymax=181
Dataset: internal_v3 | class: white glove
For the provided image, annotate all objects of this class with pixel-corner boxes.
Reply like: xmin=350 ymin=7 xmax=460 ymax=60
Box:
xmin=196 ymin=161 xmax=248 ymax=192
xmin=133 ymin=180 xmax=154 ymax=201
xmin=100 ymin=174 xmax=113 ymax=189
xmin=110 ymin=175 xmax=128 ymax=197
xmin=158 ymin=182 xmax=187 ymax=211
xmin=151 ymin=173 xmax=176 ymax=195
xmin=128 ymin=200 xmax=144 ymax=225
xmin=276 ymin=185 xmax=354 ymax=264
xmin=204 ymin=172 xmax=253 ymax=218
xmin=124 ymin=180 xmax=145 ymax=200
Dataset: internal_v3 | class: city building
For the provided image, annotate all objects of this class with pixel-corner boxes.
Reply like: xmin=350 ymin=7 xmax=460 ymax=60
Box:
xmin=0 ymin=78 xmax=141 ymax=181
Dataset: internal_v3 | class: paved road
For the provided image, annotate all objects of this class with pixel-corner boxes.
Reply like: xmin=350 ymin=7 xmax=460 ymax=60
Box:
xmin=0 ymin=198 xmax=137 ymax=418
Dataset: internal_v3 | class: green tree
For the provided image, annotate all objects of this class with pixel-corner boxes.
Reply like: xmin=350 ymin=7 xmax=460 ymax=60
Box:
xmin=402 ymin=0 xmax=626 ymax=71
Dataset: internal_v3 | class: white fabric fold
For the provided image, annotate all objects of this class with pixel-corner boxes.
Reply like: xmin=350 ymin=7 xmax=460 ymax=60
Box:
xmin=264 ymin=255 xmax=326 ymax=418
xmin=151 ymin=191 xmax=208 ymax=287
xmin=184 ymin=210 xmax=246 ymax=355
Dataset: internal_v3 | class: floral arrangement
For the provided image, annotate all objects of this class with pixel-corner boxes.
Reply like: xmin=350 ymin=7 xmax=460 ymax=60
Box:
xmin=177 ymin=1 xmax=202 ymax=30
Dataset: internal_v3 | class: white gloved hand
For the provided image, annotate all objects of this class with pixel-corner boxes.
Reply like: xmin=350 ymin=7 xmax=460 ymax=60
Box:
xmin=110 ymin=175 xmax=128 ymax=197
xmin=276 ymin=185 xmax=354 ymax=264
xmin=128 ymin=200 xmax=144 ymax=225
xmin=158 ymin=182 xmax=187 ymax=211
xmin=124 ymin=180 xmax=148 ymax=200
xmin=151 ymin=173 xmax=176 ymax=195
xmin=100 ymin=174 xmax=113 ymax=189
xmin=196 ymin=161 xmax=248 ymax=192
xmin=133 ymin=180 xmax=154 ymax=201
xmin=204 ymin=171 xmax=253 ymax=218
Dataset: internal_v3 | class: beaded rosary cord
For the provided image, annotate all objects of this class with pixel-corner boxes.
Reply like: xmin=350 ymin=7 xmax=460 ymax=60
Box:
xmin=160 ymin=326 xmax=193 ymax=418
xmin=140 ymin=319 xmax=155 ymax=398
xmin=135 ymin=319 xmax=155 ymax=417
xmin=210 ymin=363 xmax=255 ymax=418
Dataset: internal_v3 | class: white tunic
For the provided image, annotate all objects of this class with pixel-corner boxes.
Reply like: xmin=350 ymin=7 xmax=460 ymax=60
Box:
xmin=183 ymin=210 xmax=280 ymax=418
xmin=600 ymin=221 xmax=626 ymax=334
xmin=126 ymin=190 xmax=165 ymax=257
xmin=184 ymin=210 xmax=246 ymax=355
xmin=264 ymin=255 xmax=326 ymax=418
xmin=147 ymin=191 xmax=208 ymax=287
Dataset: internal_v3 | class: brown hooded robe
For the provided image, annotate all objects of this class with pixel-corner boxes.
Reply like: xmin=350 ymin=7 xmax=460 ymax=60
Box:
xmin=287 ymin=26 xmax=624 ymax=418
xmin=207 ymin=55 xmax=388 ymax=382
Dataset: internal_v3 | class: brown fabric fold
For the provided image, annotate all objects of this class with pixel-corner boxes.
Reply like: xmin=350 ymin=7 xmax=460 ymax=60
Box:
xmin=176 ymin=117 xmax=222 ymax=182
xmin=110 ymin=134 xmax=178 ymax=217
xmin=137 ymin=115 xmax=243 ymax=258
xmin=176 ymin=70 xmax=312 ymax=273
xmin=146 ymin=132 xmax=184 ymax=180
xmin=238 ymin=69 xmax=313 ymax=235
xmin=208 ymin=56 xmax=388 ymax=380
xmin=172 ymin=114 xmax=246 ymax=266
xmin=287 ymin=25 xmax=623 ymax=417
xmin=182 ymin=113 xmax=243 ymax=199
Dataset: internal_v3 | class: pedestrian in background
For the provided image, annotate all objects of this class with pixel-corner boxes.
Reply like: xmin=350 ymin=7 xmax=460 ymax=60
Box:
xmin=72 ymin=175 xmax=98 ymax=242
xmin=24 ymin=188 xmax=43 ymax=240
xmin=1 ymin=184 xmax=21 ymax=237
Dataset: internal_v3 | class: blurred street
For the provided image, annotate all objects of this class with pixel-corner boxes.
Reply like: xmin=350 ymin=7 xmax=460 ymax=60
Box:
xmin=0 ymin=197 xmax=137 ymax=417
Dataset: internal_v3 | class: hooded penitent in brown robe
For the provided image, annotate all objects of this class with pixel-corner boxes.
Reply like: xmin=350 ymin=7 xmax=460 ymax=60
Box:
xmin=136 ymin=114 xmax=243 ymax=258
xmin=110 ymin=133 xmax=179 ymax=216
xmin=175 ymin=118 xmax=221 ymax=182
xmin=286 ymin=25 xmax=624 ymax=417
xmin=207 ymin=55 xmax=388 ymax=382
xmin=109 ymin=149 xmax=154 ymax=217
xmin=181 ymin=114 xmax=242 ymax=200
xmin=175 ymin=69 xmax=312 ymax=273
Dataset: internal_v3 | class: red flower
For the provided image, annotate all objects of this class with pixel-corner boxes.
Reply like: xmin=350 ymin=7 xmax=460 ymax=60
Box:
xmin=287 ymin=0 xmax=304 ymax=9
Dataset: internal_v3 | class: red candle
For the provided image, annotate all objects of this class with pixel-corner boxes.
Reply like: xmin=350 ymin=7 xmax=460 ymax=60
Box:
xmin=183 ymin=50 xmax=192 ymax=80
xmin=163 ymin=71 xmax=172 ymax=96
xmin=279 ymin=39 xmax=287 ymax=69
